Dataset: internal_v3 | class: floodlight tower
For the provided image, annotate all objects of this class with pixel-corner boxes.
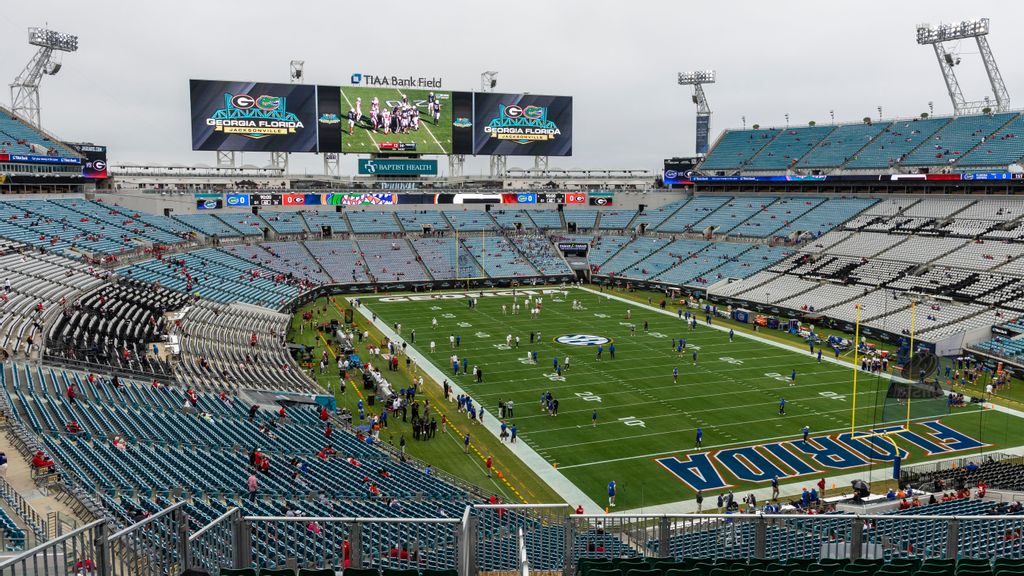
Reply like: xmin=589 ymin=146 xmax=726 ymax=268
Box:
xmin=10 ymin=27 xmax=78 ymax=130
xmin=678 ymin=70 xmax=715 ymax=155
xmin=916 ymin=18 xmax=1010 ymax=115
xmin=481 ymin=71 xmax=506 ymax=179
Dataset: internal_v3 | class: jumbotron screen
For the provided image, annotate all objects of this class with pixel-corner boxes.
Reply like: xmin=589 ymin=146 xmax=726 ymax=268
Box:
xmin=189 ymin=79 xmax=573 ymax=156
xmin=338 ymin=86 xmax=465 ymax=155
xmin=190 ymin=80 xmax=319 ymax=152
xmin=470 ymin=93 xmax=573 ymax=156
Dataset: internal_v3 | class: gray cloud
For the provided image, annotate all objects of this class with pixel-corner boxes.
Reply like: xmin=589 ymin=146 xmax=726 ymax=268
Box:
xmin=2 ymin=0 xmax=1020 ymax=176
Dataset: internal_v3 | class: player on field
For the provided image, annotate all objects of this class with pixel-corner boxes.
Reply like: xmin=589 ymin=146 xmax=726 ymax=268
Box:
xmin=433 ymin=99 xmax=442 ymax=125
xmin=802 ymin=425 xmax=810 ymax=442
xmin=564 ymin=356 xmax=570 ymax=371
xmin=779 ymin=397 xmax=786 ymax=416
xmin=673 ymin=366 xmax=679 ymax=384
xmin=355 ymin=97 xmax=362 ymax=121
xmin=595 ymin=346 xmax=603 ymax=361
xmin=729 ymin=329 xmax=734 ymax=342
xmin=592 ymin=409 xmax=598 ymax=427
xmin=609 ymin=343 xmax=615 ymax=359
xmin=347 ymin=109 xmax=356 ymax=135
xmin=790 ymin=369 xmax=797 ymax=385
xmin=692 ymin=350 xmax=698 ymax=366
xmin=695 ymin=427 xmax=703 ymax=448
xmin=608 ymin=480 xmax=616 ymax=507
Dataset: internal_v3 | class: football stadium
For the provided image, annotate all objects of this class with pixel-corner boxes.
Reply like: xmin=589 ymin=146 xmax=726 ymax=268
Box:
xmin=6 ymin=3 xmax=1024 ymax=576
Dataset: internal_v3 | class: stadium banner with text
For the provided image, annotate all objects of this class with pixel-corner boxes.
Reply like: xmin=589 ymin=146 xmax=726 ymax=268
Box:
xmin=339 ymin=86 xmax=461 ymax=155
xmin=358 ymin=158 xmax=437 ymax=175
xmin=691 ymin=172 xmax=1018 ymax=183
xmin=190 ymin=80 xmax=319 ymax=152
xmin=324 ymin=193 xmax=396 ymax=206
xmin=69 ymin=144 xmax=108 ymax=179
xmin=695 ymin=116 xmax=710 ymax=155
xmin=471 ymin=93 xmax=572 ymax=156
xmin=0 ymin=153 xmax=81 ymax=165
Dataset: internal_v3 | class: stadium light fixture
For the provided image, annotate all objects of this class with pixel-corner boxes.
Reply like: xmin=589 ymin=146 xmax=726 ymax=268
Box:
xmin=916 ymin=19 xmax=989 ymax=44
xmin=11 ymin=27 xmax=78 ymax=129
xmin=678 ymin=70 xmax=716 ymax=155
xmin=481 ymin=71 xmax=498 ymax=93
xmin=916 ymin=17 xmax=1009 ymax=115
xmin=289 ymin=60 xmax=305 ymax=82
xmin=677 ymin=70 xmax=716 ymax=86
xmin=28 ymin=28 xmax=78 ymax=52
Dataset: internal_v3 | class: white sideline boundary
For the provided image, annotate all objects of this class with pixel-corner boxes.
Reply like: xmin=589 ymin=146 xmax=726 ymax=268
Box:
xmin=354 ymin=286 xmax=1024 ymax=515
xmin=578 ymin=286 xmax=1024 ymax=513
xmin=351 ymin=299 xmax=602 ymax=513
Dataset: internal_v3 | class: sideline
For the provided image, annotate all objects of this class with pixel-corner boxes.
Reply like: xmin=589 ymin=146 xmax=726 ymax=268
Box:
xmin=350 ymin=298 xmax=602 ymax=512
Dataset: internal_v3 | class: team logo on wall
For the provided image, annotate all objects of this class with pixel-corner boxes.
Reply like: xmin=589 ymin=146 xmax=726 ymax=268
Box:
xmin=453 ymin=117 xmax=472 ymax=128
xmin=484 ymin=104 xmax=561 ymax=144
xmin=555 ymin=334 xmax=610 ymax=346
xmin=206 ymin=93 xmax=304 ymax=139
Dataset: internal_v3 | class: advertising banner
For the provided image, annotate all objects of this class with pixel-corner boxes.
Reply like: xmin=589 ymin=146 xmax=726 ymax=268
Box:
xmin=190 ymin=80 xmax=319 ymax=152
xmin=358 ymin=158 xmax=438 ymax=175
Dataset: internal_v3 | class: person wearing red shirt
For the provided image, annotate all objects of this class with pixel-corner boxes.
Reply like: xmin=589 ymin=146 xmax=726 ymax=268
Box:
xmin=66 ymin=385 xmax=77 ymax=404
xmin=319 ymin=407 xmax=329 ymax=422
xmin=31 ymin=451 xmax=54 ymax=470
xmin=325 ymin=424 xmax=333 ymax=439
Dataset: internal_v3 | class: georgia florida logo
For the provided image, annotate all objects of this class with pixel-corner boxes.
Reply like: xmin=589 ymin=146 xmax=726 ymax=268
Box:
xmin=207 ymin=93 xmax=304 ymax=139
xmin=484 ymin=103 xmax=560 ymax=144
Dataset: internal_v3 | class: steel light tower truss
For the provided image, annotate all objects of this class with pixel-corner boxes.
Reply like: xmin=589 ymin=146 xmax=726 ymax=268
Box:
xmin=480 ymin=71 xmax=506 ymax=178
xmin=678 ymin=70 xmax=716 ymax=155
xmin=10 ymin=27 xmax=78 ymax=129
xmin=916 ymin=18 xmax=1010 ymax=115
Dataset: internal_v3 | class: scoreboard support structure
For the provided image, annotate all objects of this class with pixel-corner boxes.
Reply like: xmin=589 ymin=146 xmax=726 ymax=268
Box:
xmin=449 ymin=154 xmax=465 ymax=178
xmin=489 ymin=155 xmax=507 ymax=178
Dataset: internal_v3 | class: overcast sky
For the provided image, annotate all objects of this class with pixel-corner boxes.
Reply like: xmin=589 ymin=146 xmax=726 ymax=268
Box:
xmin=3 ymin=0 xmax=1022 ymax=176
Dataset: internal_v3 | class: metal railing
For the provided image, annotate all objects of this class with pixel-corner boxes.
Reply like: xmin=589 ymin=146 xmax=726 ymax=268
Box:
xmin=187 ymin=507 xmax=240 ymax=574
xmin=6 ymin=503 xmax=1024 ymax=575
xmin=0 ymin=519 xmax=104 ymax=576
xmin=105 ymin=500 xmax=187 ymax=576
xmin=0 ymin=476 xmax=46 ymax=545
xmin=518 ymin=527 xmax=530 ymax=576
xmin=242 ymin=515 xmax=463 ymax=573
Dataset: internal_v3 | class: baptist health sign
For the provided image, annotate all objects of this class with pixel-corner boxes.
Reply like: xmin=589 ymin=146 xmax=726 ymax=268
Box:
xmin=358 ymin=158 xmax=437 ymax=176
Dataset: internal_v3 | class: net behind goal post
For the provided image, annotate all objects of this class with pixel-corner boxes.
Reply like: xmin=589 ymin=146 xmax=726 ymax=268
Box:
xmin=881 ymin=377 xmax=949 ymax=423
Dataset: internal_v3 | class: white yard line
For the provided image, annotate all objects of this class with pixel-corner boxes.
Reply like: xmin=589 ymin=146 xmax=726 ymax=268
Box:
xmin=352 ymin=300 xmax=602 ymax=512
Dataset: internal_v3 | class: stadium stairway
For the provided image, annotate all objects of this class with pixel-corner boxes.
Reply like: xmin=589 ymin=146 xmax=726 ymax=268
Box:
xmin=405 ymin=237 xmax=435 ymax=282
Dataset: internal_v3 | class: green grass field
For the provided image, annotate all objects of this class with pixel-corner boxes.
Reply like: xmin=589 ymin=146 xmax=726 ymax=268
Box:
xmin=339 ymin=87 xmax=452 ymax=154
xmin=363 ymin=286 xmax=1024 ymax=510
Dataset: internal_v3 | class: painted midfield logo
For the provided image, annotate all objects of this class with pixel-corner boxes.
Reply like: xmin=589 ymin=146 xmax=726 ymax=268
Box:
xmin=555 ymin=334 xmax=610 ymax=346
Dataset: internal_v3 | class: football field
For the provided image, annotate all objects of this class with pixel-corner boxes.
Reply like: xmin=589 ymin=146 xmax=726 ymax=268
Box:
xmin=363 ymin=287 xmax=1024 ymax=510
xmin=339 ymin=87 xmax=453 ymax=154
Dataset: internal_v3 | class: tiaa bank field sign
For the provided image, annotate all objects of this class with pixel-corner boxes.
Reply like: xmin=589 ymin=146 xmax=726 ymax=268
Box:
xmin=358 ymin=158 xmax=438 ymax=176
